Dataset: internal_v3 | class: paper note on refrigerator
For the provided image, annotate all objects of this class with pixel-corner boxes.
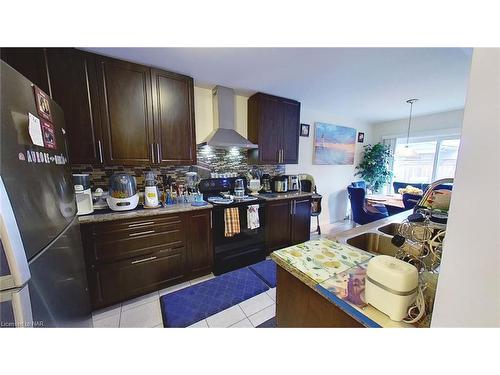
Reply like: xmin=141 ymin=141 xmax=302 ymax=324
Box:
xmin=28 ymin=112 xmax=44 ymax=147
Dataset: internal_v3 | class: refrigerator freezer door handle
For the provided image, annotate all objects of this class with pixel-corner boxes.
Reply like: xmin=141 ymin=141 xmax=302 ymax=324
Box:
xmin=0 ymin=177 xmax=31 ymax=290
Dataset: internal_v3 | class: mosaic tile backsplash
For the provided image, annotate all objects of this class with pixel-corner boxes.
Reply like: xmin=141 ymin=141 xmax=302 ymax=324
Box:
xmin=71 ymin=146 xmax=285 ymax=190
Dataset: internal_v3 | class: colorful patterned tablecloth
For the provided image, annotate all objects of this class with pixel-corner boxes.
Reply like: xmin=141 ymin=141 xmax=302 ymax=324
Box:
xmin=272 ymin=238 xmax=372 ymax=284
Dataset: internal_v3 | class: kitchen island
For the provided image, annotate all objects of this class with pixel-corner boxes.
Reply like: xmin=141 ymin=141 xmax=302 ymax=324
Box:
xmin=270 ymin=211 xmax=421 ymax=328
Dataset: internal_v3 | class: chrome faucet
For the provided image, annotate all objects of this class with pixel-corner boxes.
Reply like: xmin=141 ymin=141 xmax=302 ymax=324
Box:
xmin=414 ymin=178 xmax=454 ymax=211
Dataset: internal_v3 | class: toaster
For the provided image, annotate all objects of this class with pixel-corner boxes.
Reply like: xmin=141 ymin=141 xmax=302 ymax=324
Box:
xmin=365 ymin=255 xmax=418 ymax=321
xmin=286 ymin=175 xmax=301 ymax=191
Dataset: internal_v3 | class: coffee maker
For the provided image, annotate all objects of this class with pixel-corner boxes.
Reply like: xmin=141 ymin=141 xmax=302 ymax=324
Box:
xmin=260 ymin=174 xmax=272 ymax=193
xmin=73 ymin=174 xmax=94 ymax=215
xmin=286 ymin=175 xmax=301 ymax=191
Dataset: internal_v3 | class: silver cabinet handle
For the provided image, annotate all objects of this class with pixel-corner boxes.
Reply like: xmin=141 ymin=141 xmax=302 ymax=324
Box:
xmin=131 ymin=256 xmax=157 ymax=265
xmin=210 ymin=211 xmax=213 ymax=229
xmin=151 ymin=143 xmax=155 ymax=163
xmin=294 ymin=200 xmax=297 ymax=215
xmin=156 ymin=143 xmax=161 ymax=164
xmin=128 ymin=221 xmax=155 ymax=228
xmin=290 ymin=200 xmax=293 ymax=215
xmin=129 ymin=230 xmax=155 ymax=237
xmin=97 ymin=140 xmax=103 ymax=163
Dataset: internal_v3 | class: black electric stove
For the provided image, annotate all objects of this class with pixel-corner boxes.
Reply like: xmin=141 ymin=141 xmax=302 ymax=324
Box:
xmin=199 ymin=177 xmax=267 ymax=275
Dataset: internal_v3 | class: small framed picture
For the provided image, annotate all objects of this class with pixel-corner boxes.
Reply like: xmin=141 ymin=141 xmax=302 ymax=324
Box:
xmin=300 ymin=123 xmax=310 ymax=137
xmin=357 ymin=132 xmax=365 ymax=143
xmin=33 ymin=86 xmax=52 ymax=122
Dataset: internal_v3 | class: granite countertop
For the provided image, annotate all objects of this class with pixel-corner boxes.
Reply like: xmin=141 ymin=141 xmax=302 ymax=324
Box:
xmin=271 ymin=238 xmax=414 ymax=328
xmin=78 ymin=202 xmax=212 ymax=224
xmin=257 ymin=191 xmax=314 ymax=201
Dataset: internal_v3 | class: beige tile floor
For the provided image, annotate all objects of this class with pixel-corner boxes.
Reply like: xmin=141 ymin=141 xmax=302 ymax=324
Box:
xmin=92 ymin=219 xmax=355 ymax=328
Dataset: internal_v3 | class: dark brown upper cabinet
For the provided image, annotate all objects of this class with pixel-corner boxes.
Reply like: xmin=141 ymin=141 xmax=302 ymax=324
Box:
xmin=2 ymin=48 xmax=197 ymax=167
xmin=46 ymin=48 xmax=103 ymax=164
xmin=151 ymin=69 xmax=196 ymax=165
xmin=96 ymin=57 xmax=155 ymax=165
xmin=248 ymin=92 xmax=300 ymax=164
xmin=0 ymin=48 xmax=51 ymax=95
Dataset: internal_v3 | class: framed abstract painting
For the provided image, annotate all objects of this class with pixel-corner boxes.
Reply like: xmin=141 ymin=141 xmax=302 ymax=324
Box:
xmin=313 ymin=122 xmax=357 ymax=165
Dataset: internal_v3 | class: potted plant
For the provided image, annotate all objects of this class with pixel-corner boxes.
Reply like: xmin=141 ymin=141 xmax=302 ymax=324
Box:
xmin=355 ymin=143 xmax=393 ymax=193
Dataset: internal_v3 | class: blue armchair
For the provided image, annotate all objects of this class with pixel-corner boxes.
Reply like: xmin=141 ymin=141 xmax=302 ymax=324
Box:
xmin=422 ymin=183 xmax=453 ymax=192
xmin=402 ymin=193 xmax=423 ymax=210
xmin=348 ymin=186 xmax=388 ymax=225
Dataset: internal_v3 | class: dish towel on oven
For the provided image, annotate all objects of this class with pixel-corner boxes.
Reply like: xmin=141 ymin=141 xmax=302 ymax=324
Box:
xmin=247 ymin=204 xmax=260 ymax=230
xmin=224 ymin=207 xmax=240 ymax=237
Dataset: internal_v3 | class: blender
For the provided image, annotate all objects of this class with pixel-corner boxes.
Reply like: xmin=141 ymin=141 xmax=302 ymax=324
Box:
xmin=144 ymin=171 xmax=160 ymax=208
xmin=185 ymin=170 xmax=199 ymax=194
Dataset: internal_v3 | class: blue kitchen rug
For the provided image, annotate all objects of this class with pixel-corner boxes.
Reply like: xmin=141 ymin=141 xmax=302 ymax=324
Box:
xmin=249 ymin=259 xmax=277 ymax=288
xmin=257 ymin=317 xmax=277 ymax=328
xmin=161 ymin=267 xmax=269 ymax=328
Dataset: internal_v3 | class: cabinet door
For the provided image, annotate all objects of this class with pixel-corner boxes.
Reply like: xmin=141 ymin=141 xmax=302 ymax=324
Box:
xmin=258 ymin=96 xmax=281 ymax=164
xmin=151 ymin=69 xmax=196 ymax=165
xmin=187 ymin=210 xmax=213 ymax=276
xmin=88 ymin=248 xmax=186 ymax=309
xmin=281 ymin=100 xmax=300 ymax=164
xmin=266 ymin=200 xmax=292 ymax=252
xmin=46 ymin=48 xmax=103 ymax=164
xmin=97 ymin=57 xmax=154 ymax=165
xmin=291 ymin=198 xmax=311 ymax=245
xmin=0 ymin=48 xmax=50 ymax=94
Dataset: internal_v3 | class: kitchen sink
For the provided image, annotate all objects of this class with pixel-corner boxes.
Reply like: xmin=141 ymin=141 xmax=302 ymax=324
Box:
xmin=378 ymin=223 xmax=400 ymax=236
xmin=346 ymin=232 xmax=439 ymax=270
xmin=346 ymin=233 xmax=399 ymax=257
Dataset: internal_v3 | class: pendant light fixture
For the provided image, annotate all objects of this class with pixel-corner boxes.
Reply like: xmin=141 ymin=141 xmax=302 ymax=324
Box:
xmin=397 ymin=98 xmax=419 ymax=157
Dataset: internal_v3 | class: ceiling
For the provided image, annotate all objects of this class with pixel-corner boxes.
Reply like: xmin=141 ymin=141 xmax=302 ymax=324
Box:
xmin=83 ymin=48 xmax=472 ymax=123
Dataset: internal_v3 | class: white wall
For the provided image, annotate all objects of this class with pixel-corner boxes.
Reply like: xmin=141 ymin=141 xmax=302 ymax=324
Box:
xmin=431 ymin=48 xmax=500 ymax=327
xmin=372 ymin=109 xmax=464 ymax=143
xmin=287 ymin=107 xmax=372 ymax=224
xmin=193 ymin=86 xmax=372 ymax=224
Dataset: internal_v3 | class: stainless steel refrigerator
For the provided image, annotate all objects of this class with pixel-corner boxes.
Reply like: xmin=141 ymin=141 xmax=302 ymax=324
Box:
xmin=0 ymin=60 xmax=92 ymax=327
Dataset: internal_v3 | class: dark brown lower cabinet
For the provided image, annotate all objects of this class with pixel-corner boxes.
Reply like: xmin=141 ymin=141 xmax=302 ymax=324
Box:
xmin=276 ymin=265 xmax=363 ymax=327
xmin=81 ymin=209 xmax=213 ymax=310
xmin=266 ymin=200 xmax=292 ymax=252
xmin=291 ymin=198 xmax=312 ymax=244
xmin=187 ymin=210 xmax=213 ymax=277
xmin=265 ymin=197 xmax=312 ymax=254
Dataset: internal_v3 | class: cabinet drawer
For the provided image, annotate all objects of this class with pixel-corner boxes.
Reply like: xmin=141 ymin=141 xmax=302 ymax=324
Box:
xmin=89 ymin=247 xmax=186 ymax=308
xmin=90 ymin=224 xmax=185 ymax=263
xmin=91 ymin=214 xmax=183 ymax=236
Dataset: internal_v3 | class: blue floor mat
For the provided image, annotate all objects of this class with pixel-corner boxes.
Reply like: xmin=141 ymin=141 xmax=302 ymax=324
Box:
xmin=161 ymin=267 xmax=269 ymax=328
xmin=249 ymin=259 xmax=276 ymax=288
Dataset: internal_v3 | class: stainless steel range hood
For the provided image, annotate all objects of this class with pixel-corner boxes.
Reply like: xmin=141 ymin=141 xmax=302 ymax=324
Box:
xmin=198 ymin=85 xmax=258 ymax=149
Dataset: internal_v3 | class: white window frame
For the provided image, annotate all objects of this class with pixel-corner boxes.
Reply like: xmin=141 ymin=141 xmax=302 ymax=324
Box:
xmin=382 ymin=133 xmax=461 ymax=190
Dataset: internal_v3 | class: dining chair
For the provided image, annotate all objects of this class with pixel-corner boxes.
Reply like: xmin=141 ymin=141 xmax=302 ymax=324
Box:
xmin=350 ymin=181 xmax=367 ymax=191
xmin=347 ymin=186 xmax=388 ymax=225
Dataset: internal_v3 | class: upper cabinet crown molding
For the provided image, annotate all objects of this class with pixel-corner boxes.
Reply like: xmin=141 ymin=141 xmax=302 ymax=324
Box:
xmin=247 ymin=92 xmax=300 ymax=164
